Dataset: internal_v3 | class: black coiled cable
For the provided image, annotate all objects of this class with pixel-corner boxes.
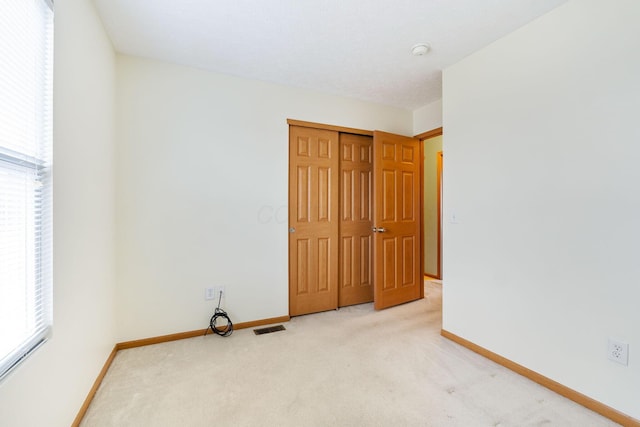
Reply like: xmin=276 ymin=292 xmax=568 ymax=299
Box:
xmin=204 ymin=292 xmax=233 ymax=337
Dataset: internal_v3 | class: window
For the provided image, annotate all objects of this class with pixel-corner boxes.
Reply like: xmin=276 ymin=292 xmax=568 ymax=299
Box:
xmin=0 ymin=0 xmax=53 ymax=380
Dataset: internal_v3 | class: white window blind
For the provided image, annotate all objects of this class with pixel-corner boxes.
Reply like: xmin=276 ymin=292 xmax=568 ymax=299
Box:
xmin=0 ymin=0 xmax=53 ymax=381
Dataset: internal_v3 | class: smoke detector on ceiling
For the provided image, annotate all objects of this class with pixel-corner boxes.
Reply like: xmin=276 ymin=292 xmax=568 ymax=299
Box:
xmin=411 ymin=43 xmax=431 ymax=56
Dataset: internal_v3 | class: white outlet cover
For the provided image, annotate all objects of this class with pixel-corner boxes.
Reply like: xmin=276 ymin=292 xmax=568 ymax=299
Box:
xmin=607 ymin=338 xmax=629 ymax=366
xmin=205 ymin=287 xmax=216 ymax=300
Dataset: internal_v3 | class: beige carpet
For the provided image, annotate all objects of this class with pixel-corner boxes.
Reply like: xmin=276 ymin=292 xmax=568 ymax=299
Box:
xmin=80 ymin=282 xmax=617 ymax=426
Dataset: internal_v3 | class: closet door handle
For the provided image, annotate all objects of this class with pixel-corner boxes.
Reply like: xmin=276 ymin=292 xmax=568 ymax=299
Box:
xmin=372 ymin=227 xmax=387 ymax=233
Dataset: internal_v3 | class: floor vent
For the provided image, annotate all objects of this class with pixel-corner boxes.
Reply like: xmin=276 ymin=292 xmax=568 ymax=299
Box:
xmin=253 ymin=325 xmax=286 ymax=335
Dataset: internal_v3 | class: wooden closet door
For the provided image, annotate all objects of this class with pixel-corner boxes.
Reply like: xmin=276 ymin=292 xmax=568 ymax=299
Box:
xmin=339 ymin=133 xmax=374 ymax=306
xmin=373 ymin=131 xmax=423 ymax=310
xmin=289 ymin=126 xmax=339 ymax=316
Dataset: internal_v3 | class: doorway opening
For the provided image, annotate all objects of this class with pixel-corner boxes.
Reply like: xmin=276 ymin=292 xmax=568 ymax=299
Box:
xmin=416 ymin=128 xmax=443 ymax=280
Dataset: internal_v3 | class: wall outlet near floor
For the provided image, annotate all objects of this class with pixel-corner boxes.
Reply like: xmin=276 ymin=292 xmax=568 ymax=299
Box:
xmin=205 ymin=287 xmax=216 ymax=300
xmin=607 ymin=338 xmax=629 ymax=366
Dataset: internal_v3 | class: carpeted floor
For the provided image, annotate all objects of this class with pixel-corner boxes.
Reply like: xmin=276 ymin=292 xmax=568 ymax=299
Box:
xmin=80 ymin=281 xmax=617 ymax=426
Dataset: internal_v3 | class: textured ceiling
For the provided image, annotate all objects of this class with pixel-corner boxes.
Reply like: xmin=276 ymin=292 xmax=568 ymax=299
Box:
xmin=93 ymin=0 xmax=566 ymax=110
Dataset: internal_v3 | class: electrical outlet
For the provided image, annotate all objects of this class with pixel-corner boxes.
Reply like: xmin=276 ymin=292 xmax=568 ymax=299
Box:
xmin=205 ymin=287 xmax=216 ymax=300
xmin=607 ymin=338 xmax=629 ymax=366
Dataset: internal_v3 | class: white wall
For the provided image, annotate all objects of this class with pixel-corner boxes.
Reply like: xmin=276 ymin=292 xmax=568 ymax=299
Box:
xmin=413 ymin=99 xmax=442 ymax=135
xmin=0 ymin=0 xmax=117 ymax=426
xmin=442 ymin=0 xmax=640 ymax=419
xmin=115 ymin=55 xmax=413 ymax=341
